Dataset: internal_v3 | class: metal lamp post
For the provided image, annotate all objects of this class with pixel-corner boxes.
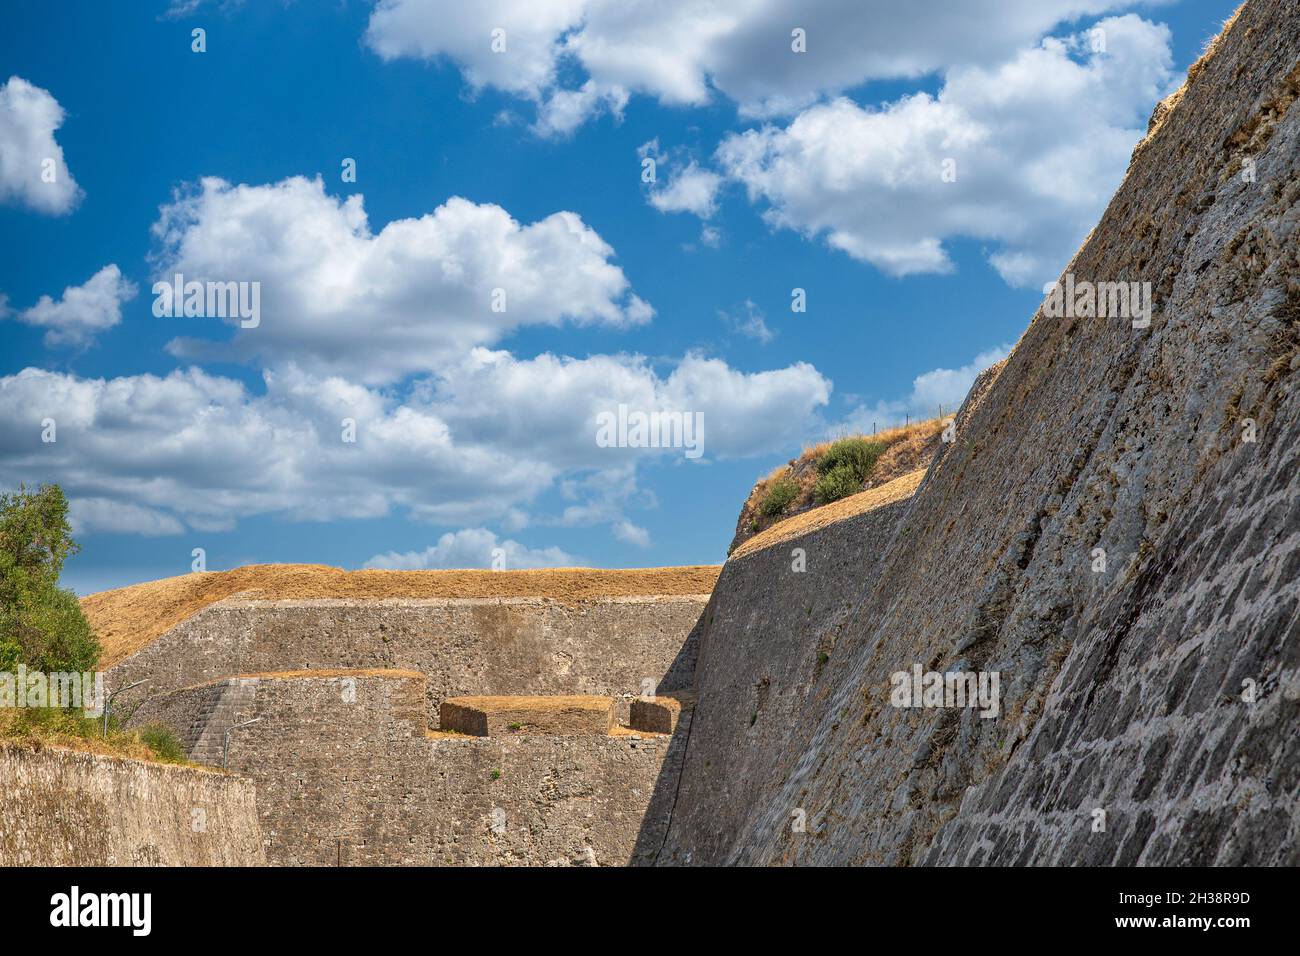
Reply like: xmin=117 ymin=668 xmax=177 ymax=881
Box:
xmin=223 ymin=717 xmax=262 ymax=769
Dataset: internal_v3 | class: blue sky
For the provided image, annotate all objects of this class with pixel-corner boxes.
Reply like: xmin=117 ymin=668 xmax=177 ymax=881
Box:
xmin=0 ymin=0 xmax=1240 ymax=593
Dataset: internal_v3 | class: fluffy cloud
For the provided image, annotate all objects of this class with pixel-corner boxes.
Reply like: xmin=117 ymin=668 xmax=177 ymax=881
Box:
xmin=533 ymin=80 xmax=629 ymax=137
xmin=0 ymin=348 xmax=830 ymax=537
xmin=837 ymin=344 xmax=1011 ymax=431
xmin=717 ymin=16 xmax=1174 ymax=287
xmin=151 ymin=176 xmax=652 ymax=383
xmin=365 ymin=0 xmax=589 ymax=97
xmin=0 ymin=365 xmax=518 ymax=534
xmin=68 ymin=499 xmax=186 ymax=537
xmin=648 ymin=161 xmax=723 ymax=218
xmin=612 ymin=520 xmax=651 ymax=548
xmin=13 ymin=265 xmax=137 ymax=347
xmin=363 ymin=0 xmax=1139 ymax=131
xmin=363 ymin=527 xmax=581 ymax=569
xmin=0 ymin=76 xmax=82 ymax=214
xmin=0 ymin=171 xmax=831 ymax=545
xmin=430 ymin=347 xmax=830 ymax=464
xmin=718 ymin=299 xmax=774 ymax=344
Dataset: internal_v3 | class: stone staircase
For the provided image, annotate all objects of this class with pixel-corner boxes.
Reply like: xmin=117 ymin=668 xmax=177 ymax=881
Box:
xmin=186 ymin=679 xmax=259 ymax=766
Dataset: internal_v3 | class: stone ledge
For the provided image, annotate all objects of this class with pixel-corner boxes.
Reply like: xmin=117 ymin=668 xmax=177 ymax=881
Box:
xmin=439 ymin=695 xmax=615 ymax=737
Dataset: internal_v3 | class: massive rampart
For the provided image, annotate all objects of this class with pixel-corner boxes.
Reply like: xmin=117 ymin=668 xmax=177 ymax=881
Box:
xmin=656 ymin=0 xmax=1300 ymax=866
xmin=95 ymin=569 xmax=710 ymax=865
xmin=0 ymin=743 xmax=264 ymax=866
xmin=108 ymin=595 xmax=708 ymax=726
xmin=130 ymin=671 xmax=686 ymax=865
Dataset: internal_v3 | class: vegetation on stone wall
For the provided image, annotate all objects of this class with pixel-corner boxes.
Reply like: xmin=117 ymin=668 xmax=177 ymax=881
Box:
xmin=813 ymin=438 xmax=887 ymax=504
xmin=759 ymin=477 xmax=800 ymax=517
xmin=0 ymin=484 xmax=187 ymax=764
xmin=730 ymin=418 xmax=943 ymax=554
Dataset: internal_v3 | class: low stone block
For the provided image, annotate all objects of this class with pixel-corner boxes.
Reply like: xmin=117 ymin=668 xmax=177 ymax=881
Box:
xmin=629 ymin=692 xmax=696 ymax=734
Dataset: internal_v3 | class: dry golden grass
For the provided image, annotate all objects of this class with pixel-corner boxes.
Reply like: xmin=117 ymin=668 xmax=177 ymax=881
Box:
xmin=609 ymin=724 xmax=667 ymax=738
xmin=228 ymin=668 xmax=425 ymax=682
xmin=83 ymin=563 xmax=721 ymax=668
xmin=441 ymin=694 xmax=612 ymax=712
xmin=731 ymin=467 xmax=926 ymax=560
xmin=801 ymin=416 xmax=943 ymax=462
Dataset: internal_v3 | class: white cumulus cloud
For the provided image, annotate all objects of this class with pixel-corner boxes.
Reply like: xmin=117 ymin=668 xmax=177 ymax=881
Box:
xmin=648 ymin=160 xmax=723 ymax=218
xmin=717 ymin=15 xmax=1174 ymax=287
xmin=13 ymin=264 xmax=137 ymax=347
xmin=68 ymin=498 xmax=186 ymax=537
xmin=363 ymin=0 xmax=1142 ymax=131
xmin=0 ymin=76 xmax=82 ymax=214
xmin=151 ymin=176 xmax=653 ymax=384
xmin=430 ymin=347 xmax=830 ymax=464
xmin=363 ymin=527 xmax=581 ymax=569
xmin=0 ymin=348 xmax=830 ymax=540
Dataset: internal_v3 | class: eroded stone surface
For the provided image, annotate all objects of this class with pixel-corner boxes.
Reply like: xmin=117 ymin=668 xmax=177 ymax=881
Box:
xmin=659 ymin=0 xmax=1300 ymax=866
xmin=0 ymin=744 xmax=264 ymax=866
xmin=132 ymin=672 xmax=686 ymax=866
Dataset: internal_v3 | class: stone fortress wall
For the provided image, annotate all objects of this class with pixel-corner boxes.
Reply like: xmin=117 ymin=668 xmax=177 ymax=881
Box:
xmin=656 ymin=0 xmax=1300 ymax=866
xmin=109 ymin=595 xmax=707 ymax=724
xmin=114 ymin=591 xmax=709 ymax=865
xmin=130 ymin=671 xmax=686 ymax=865
xmin=0 ymin=743 xmax=265 ymax=866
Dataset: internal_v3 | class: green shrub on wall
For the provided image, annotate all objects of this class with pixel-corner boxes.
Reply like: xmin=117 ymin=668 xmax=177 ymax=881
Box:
xmin=759 ymin=477 xmax=799 ymax=517
xmin=814 ymin=465 xmax=862 ymax=504
xmin=813 ymin=439 xmax=886 ymax=504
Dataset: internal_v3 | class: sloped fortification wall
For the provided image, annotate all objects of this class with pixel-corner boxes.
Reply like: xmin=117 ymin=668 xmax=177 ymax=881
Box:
xmin=134 ymin=672 xmax=680 ymax=866
xmin=0 ymin=744 xmax=264 ymax=865
xmin=659 ymin=0 xmax=1300 ymax=866
xmin=643 ymin=484 xmax=919 ymax=864
xmin=108 ymin=596 xmax=708 ymax=726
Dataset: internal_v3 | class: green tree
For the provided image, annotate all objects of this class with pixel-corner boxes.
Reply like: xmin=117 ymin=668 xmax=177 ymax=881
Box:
xmin=0 ymin=484 xmax=99 ymax=673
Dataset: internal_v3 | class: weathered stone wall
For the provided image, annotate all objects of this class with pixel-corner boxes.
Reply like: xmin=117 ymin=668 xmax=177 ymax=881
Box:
xmin=0 ymin=743 xmax=265 ymax=865
xmin=133 ymin=672 xmax=682 ymax=866
xmin=650 ymin=491 xmax=917 ymax=864
xmin=109 ymin=596 xmax=708 ymax=726
xmin=659 ymin=0 xmax=1300 ymax=866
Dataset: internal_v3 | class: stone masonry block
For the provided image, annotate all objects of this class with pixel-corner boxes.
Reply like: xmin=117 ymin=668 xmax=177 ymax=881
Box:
xmin=629 ymin=692 xmax=697 ymax=734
